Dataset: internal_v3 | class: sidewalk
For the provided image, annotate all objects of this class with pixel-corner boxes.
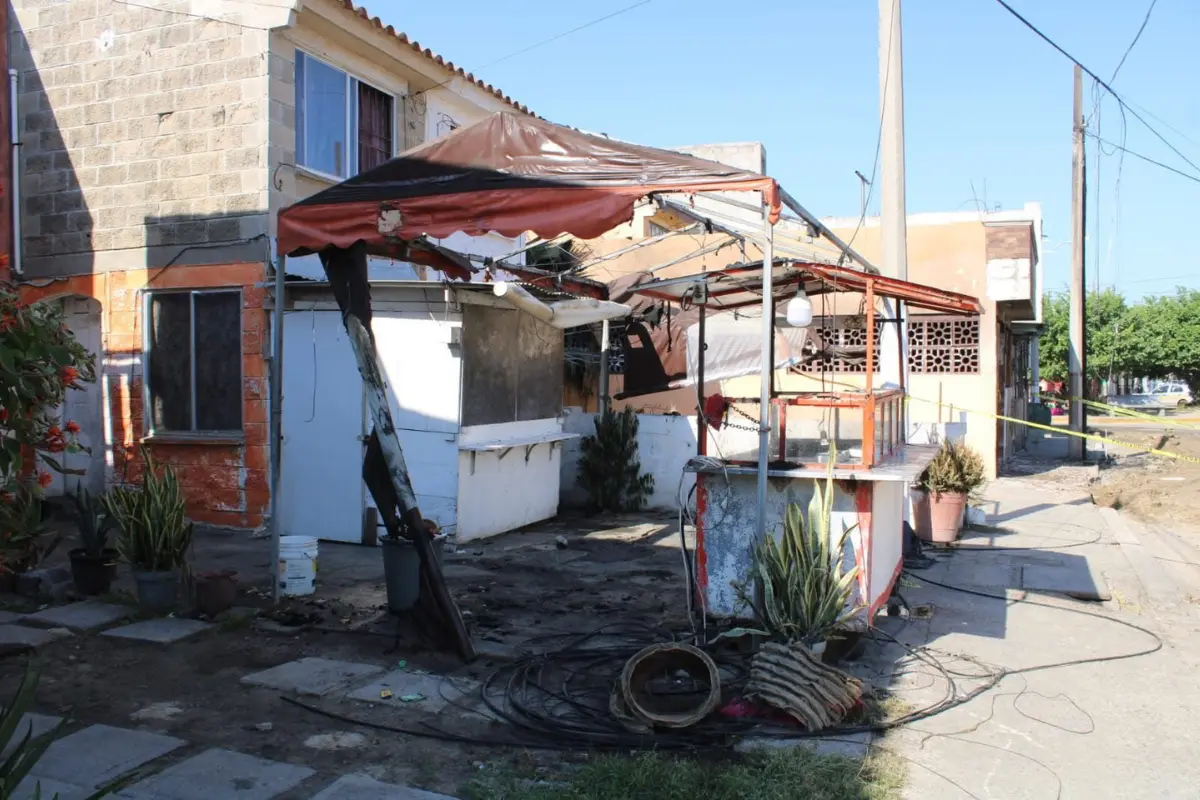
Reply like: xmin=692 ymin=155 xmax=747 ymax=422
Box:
xmin=873 ymin=478 xmax=1200 ymax=799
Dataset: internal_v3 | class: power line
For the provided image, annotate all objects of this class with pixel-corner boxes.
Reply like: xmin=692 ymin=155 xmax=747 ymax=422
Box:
xmin=414 ymin=1 xmax=656 ymax=99
xmin=989 ymin=0 xmax=1200 ymax=175
xmin=1109 ymin=0 xmax=1157 ymax=83
xmin=1083 ymin=131 xmax=1200 ymax=185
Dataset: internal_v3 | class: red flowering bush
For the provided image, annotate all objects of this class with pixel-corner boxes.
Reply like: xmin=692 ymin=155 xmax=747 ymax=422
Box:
xmin=1 ymin=282 xmax=96 ymax=571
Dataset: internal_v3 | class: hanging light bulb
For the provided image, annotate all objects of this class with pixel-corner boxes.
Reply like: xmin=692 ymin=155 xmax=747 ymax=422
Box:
xmin=785 ymin=288 xmax=813 ymax=327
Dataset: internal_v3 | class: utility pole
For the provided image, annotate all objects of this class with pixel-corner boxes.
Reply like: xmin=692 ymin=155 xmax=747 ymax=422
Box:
xmin=1068 ymin=64 xmax=1087 ymax=459
xmin=879 ymin=0 xmax=909 ymax=391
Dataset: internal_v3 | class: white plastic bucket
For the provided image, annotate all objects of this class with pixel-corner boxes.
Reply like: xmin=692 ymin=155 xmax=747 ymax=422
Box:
xmin=279 ymin=535 xmax=318 ymax=596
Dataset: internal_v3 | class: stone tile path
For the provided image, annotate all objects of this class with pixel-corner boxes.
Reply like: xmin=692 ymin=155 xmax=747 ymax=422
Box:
xmin=17 ymin=722 xmax=461 ymax=800
xmin=101 ymin=618 xmax=212 ymax=643
xmin=241 ymin=657 xmax=385 ymax=697
xmin=22 ymin=602 xmax=134 ymax=632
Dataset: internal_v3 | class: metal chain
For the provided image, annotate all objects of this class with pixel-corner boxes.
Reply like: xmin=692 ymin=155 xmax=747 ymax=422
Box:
xmin=724 ymin=404 xmax=761 ymax=432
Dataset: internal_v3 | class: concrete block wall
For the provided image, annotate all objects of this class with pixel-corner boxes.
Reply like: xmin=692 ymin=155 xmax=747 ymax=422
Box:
xmin=9 ymin=0 xmax=271 ymax=277
xmin=266 ymin=22 xmax=424 ymax=234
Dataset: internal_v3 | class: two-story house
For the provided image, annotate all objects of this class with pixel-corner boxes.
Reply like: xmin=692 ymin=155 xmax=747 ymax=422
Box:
xmin=10 ymin=0 xmax=530 ymax=527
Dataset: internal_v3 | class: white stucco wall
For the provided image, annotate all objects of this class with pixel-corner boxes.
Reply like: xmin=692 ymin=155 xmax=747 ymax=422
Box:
xmin=456 ymin=418 xmax=565 ymax=542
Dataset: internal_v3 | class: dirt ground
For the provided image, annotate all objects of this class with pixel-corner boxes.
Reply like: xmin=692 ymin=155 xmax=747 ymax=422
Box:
xmin=1087 ymin=424 xmax=1200 ymax=537
xmin=0 ymin=511 xmax=694 ymax=797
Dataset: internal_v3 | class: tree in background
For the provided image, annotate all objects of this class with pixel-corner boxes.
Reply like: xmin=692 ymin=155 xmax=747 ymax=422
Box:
xmin=1037 ymin=288 xmax=1127 ymax=384
xmin=1038 ymin=287 xmax=1200 ymax=393
xmin=1118 ymin=289 xmax=1200 ymax=391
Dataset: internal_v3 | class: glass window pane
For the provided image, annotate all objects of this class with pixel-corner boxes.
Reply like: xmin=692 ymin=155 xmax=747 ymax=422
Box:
xmin=148 ymin=294 xmax=193 ymax=432
xmin=193 ymin=293 xmax=243 ymax=431
xmin=301 ymin=56 xmax=348 ymax=177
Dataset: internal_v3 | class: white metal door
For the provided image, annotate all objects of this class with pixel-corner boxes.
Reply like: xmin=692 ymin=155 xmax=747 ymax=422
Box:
xmin=370 ymin=312 xmax=462 ymax=534
xmin=50 ymin=297 xmax=104 ymax=496
xmin=280 ymin=309 xmax=366 ymax=543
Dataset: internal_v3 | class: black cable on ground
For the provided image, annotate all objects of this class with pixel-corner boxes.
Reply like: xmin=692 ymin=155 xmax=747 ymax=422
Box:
xmin=905 ymin=571 xmax=1164 ymax=672
xmin=281 ymin=566 xmax=1164 ymax=755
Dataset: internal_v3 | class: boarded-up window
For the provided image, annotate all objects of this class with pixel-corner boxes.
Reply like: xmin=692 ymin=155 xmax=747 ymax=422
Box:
xmin=460 ymin=306 xmax=564 ymax=427
xmin=147 ymin=291 xmax=242 ymax=433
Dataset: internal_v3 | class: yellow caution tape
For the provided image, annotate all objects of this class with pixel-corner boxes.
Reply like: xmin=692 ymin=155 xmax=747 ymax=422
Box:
xmin=903 ymin=394 xmax=1200 ymax=465
xmin=1073 ymin=397 xmax=1200 ymax=430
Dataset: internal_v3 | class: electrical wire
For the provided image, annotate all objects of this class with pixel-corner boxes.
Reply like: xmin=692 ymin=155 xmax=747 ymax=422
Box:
xmin=412 ymin=0 xmax=656 ymax=102
xmin=1083 ymin=131 xmax=1200 ymax=184
xmin=840 ymin=0 xmax=895 ymax=262
xmin=990 ymin=0 xmax=1200 ymax=175
xmin=1109 ymin=0 xmax=1158 ymax=84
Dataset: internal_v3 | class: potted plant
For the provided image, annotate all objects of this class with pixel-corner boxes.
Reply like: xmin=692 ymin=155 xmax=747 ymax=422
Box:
xmin=732 ymin=462 xmax=861 ymax=653
xmin=66 ymin=486 xmax=118 ymax=596
xmin=916 ymin=440 xmax=985 ymax=543
xmin=103 ymin=452 xmax=193 ymax=611
xmin=193 ymin=569 xmax=239 ymax=617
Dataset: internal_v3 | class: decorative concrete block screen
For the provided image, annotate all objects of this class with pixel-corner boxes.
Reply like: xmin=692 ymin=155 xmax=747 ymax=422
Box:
xmin=795 ymin=315 xmax=980 ymax=375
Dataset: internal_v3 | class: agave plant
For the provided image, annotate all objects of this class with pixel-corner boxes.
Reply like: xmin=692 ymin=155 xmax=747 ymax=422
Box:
xmin=0 ymin=661 xmax=67 ymax=799
xmin=102 ymin=451 xmax=192 ymax=573
xmin=733 ymin=454 xmax=862 ymax=644
xmin=2 ymin=660 xmax=126 ymax=799
xmin=67 ymin=487 xmax=113 ymax=558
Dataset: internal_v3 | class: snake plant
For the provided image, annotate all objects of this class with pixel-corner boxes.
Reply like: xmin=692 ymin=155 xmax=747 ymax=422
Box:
xmin=733 ymin=449 xmax=862 ymax=644
xmin=103 ymin=451 xmax=192 ymax=573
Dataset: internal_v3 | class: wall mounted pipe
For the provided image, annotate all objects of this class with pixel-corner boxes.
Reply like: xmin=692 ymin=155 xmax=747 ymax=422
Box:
xmin=9 ymin=69 xmax=21 ymax=276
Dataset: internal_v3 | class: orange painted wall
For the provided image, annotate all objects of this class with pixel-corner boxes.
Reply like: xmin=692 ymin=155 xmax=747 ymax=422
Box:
xmin=19 ymin=263 xmax=269 ymax=528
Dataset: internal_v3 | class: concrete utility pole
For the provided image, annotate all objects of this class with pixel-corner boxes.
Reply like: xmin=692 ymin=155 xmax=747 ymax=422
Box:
xmin=1068 ymin=64 xmax=1087 ymax=459
xmin=879 ymin=0 xmax=909 ymax=391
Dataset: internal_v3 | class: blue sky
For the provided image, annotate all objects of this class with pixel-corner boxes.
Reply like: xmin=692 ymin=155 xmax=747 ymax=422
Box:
xmin=381 ymin=0 xmax=1198 ymax=299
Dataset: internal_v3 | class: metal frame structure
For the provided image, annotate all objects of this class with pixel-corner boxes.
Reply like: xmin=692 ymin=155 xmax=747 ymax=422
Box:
xmin=626 ymin=260 xmax=983 ymax=478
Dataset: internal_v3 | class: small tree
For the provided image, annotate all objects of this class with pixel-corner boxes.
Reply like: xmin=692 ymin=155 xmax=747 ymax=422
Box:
xmin=577 ymin=407 xmax=654 ymax=512
xmin=0 ymin=282 xmax=96 ymax=571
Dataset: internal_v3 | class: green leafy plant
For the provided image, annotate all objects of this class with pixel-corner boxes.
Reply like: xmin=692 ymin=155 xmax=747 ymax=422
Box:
xmin=0 ymin=486 xmax=61 ymax=575
xmin=918 ymin=440 xmax=985 ymax=496
xmin=732 ymin=459 xmax=861 ymax=644
xmin=0 ymin=284 xmax=96 ymax=499
xmin=577 ymin=407 xmax=654 ymax=512
xmin=103 ymin=450 xmax=192 ymax=573
xmin=67 ymin=487 xmax=113 ymax=558
xmin=1 ymin=660 xmax=125 ymax=799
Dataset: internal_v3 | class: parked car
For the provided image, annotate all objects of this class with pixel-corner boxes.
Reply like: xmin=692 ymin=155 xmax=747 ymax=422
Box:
xmin=1108 ymin=381 xmax=1193 ymax=411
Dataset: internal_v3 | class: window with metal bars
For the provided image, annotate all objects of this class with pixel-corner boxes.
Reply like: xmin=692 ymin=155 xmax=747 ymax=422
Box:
xmin=145 ymin=290 xmax=243 ymax=434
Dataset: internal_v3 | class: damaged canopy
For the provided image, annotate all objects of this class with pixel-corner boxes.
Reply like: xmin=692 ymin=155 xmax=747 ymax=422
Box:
xmin=277 ymin=112 xmax=782 ymax=261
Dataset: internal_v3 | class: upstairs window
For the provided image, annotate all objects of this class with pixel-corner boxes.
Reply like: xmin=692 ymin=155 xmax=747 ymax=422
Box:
xmin=295 ymin=51 xmax=395 ymax=179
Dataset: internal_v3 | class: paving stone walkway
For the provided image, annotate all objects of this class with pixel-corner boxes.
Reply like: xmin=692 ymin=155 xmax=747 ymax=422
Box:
xmin=0 ymin=602 xmax=212 ymax=650
xmin=14 ymin=716 xmax=458 ymax=800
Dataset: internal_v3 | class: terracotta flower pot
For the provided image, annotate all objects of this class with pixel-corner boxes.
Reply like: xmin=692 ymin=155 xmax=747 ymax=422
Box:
xmin=194 ymin=569 xmax=239 ymax=617
xmin=928 ymin=492 xmax=967 ymax=543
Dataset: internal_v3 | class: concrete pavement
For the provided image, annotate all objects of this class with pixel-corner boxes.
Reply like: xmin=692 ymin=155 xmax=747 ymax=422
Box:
xmin=876 ymin=477 xmax=1200 ymax=799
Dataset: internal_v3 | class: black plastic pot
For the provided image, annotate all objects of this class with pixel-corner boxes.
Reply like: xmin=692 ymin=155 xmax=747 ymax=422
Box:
xmin=132 ymin=569 xmax=180 ymax=612
xmin=381 ymin=536 xmax=444 ymax=613
xmin=68 ymin=548 xmax=119 ymax=596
